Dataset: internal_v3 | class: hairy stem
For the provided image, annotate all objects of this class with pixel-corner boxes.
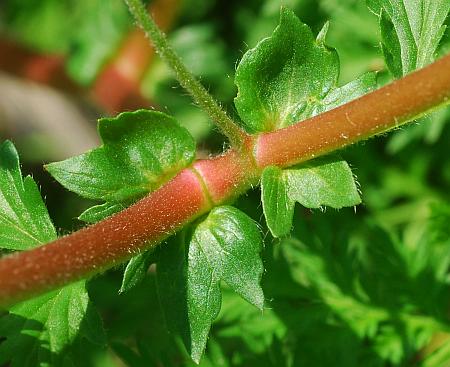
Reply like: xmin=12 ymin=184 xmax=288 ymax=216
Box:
xmin=0 ymin=169 xmax=213 ymax=307
xmin=124 ymin=0 xmax=246 ymax=148
xmin=0 ymin=53 xmax=449 ymax=308
xmin=93 ymin=0 xmax=180 ymax=112
xmin=256 ymin=53 xmax=450 ymax=168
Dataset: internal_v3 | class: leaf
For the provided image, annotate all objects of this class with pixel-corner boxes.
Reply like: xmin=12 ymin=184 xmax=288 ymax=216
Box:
xmin=368 ymin=1 xmax=450 ymax=150
xmin=0 ymin=140 xmax=105 ymax=366
xmin=261 ymin=157 xmax=361 ymax=237
xmin=367 ymin=0 xmax=450 ymax=77
xmin=278 ymin=204 xmax=450 ymax=364
xmin=46 ymin=109 xmax=196 ymax=223
xmin=234 ymin=8 xmax=376 ymax=133
xmin=1 ymin=0 xmax=75 ymax=54
xmin=46 ymin=110 xmax=196 ymax=296
xmin=65 ymin=0 xmax=131 ymax=85
xmin=157 ymin=206 xmax=264 ymax=363
xmin=0 ymin=281 xmax=106 ymax=367
xmin=318 ymin=72 xmax=377 ymax=114
xmin=119 ymin=250 xmax=156 ymax=294
xmin=0 ymin=140 xmax=56 ymax=250
xmin=235 ymin=9 xmax=370 ymax=237
xmin=77 ymin=202 xmax=125 ymax=224
xmin=437 ymin=19 xmax=450 ymax=57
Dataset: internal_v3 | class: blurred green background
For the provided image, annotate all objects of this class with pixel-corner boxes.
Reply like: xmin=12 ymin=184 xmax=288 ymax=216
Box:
xmin=0 ymin=0 xmax=450 ymax=366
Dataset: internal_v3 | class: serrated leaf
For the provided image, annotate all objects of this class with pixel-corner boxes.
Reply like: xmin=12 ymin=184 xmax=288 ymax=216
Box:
xmin=234 ymin=8 xmax=376 ymax=133
xmin=0 ymin=281 xmax=105 ymax=367
xmin=47 ymin=109 xmax=195 ymax=297
xmin=261 ymin=157 xmax=361 ymax=237
xmin=367 ymin=0 xmax=450 ymax=77
xmin=46 ymin=109 xmax=196 ymax=222
xmin=157 ymin=206 xmax=264 ymax=363
xmin=0 ymin=141 xmax=56 ymax=250
xmin=0 ymin=140 xmax=105 ymax=366
xmin=368 ymin=1 xmax=450 ymax=150
xmin=236 ymin=9 xmax=371 ymax=238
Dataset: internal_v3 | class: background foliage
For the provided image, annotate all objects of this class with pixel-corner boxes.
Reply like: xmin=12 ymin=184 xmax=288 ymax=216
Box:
xmin=0 ymin=0 xmax=450 ymax=366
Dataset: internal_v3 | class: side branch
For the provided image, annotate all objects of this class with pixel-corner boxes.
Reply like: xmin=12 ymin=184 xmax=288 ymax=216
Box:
xmin=124 ymin=0 xmax=247 ymax=148
xmin=0 ymin=54 xmax=449 ymax=308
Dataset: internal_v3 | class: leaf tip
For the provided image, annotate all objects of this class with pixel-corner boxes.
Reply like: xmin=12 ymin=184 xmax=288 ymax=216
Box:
xmin=0 ymin=140 xmax=20 ymax=170
xmin=317 ymin=21 xmax=330 ymax=45
xmin=190 ymin=343 xmax=206 ymax=365
xmin=253 ymin=290 xmax=265 ymax=311
xmin=43 ymin=161 xmax=58 ymax=174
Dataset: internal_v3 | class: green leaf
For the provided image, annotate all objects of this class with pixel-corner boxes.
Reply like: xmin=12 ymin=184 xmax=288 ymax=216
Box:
xmin=78 ymin=202 xmax=125 ymax=224
xmin=0 ymin=281 xmax=106 ymax=367
xmin=65 ymin=0 xmax=131 ymax=85
xmin=119 ymin=250 xmax=156 ymax=294
xmin=318 ymin=72 xmax=377 ymax=114
xmin=0 ymin=141 xmax=56 ymax=250
xmin=235 ymin=9 xmax=370 ymax=238
xmin=367 ymin=0 xmax=450 ymax=77
xmin=234 ymin=8 xmax=376 ymax=133
xmin=46 ymin=109 xmax=196 ymax=222
xmin=157 ymin=206 xmax=264 ymax=363
xmin=0 ymin=140 xmax=105 ymax=366
xmin=46 ymin=110 xmax=196 ymax=298
xmin=1 ymin=0 xmax=75 ymax=54
xmin=261 ymin=167 xmax=294 ymax=238
xmin=261 ymin=157 xmax=361 ymax=237
xmin=273 ymin=212 xmax=450 ymax=365
xmin=368 ymin=1 xmax=450 ymax=151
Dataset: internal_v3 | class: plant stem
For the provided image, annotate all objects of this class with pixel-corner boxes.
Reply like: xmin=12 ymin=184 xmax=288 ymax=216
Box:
xmin=124 ymin=0 xmax=247 ymax=148
xmin=0 ymin=53 xmax=449 ymax=308
xmin=94 ymin=0 xmax=180 ymax=112
xmin=0 ymin=169 xmax=214 ymax=307
xmin=255 ymin=52 xmax=450 ymax=168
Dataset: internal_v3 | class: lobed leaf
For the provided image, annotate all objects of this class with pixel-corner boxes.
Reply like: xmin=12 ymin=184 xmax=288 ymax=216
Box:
xmin=0 ymin=141 xmax=56 ymax=250
xmin=367 ymin=0 xmax=450 ymax=152
xmin=0 ymin=140 xmax=105 ymax=366
xmin=46 ymin=110 xmax=196 ymax=294
xmin=236 ymin=9 xmax=372 ymax=237
xmin=46 ymin=109 xmax=196 ymax=223
xmin=367 ymin=0 xmax=450 ymax=77
xmin=234 ymin=8 xmax=376 ymax=133
xmin=157 ymin=206 xmax=264 ymax=363
xmin=261 ymin=157 xmax=361 ymax=237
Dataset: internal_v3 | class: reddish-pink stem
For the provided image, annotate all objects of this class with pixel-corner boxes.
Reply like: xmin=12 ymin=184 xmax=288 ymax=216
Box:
xmin=0 ymin=54 xmax=449 ymax=308
xmin=0 ymin=169 xmax=211 ymax=306
xmin=256 ymin=53 xmax=450 ymax=168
